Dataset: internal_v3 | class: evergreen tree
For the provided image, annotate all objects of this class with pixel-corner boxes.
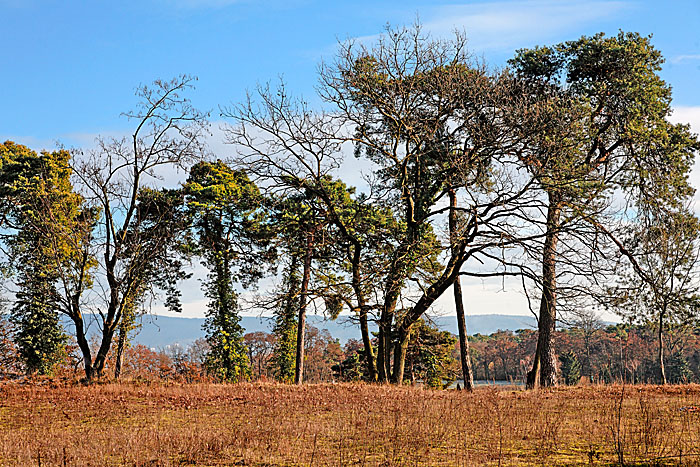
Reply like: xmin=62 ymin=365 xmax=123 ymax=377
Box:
xmin=404 ymin=320 xmax=458 ymax=388
xmin=0 ymin=142 xmax=83 ymax=375
xmin=10 ymin=261 xmax=66 ymax=375
xmin=559 ymin=351 xmax=582 ymax=386
xmin=185 ymin=160 xmax=272 ymax=382
xmin=270 ymin=258 xmax=300 ymax=383
xmin=667 ymin=351 xmax=693 ymax=384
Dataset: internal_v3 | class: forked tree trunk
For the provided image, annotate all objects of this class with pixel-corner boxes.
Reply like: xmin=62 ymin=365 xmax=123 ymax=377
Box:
xmin=527 ymin=197 xmax=561 ymax=389
xmin=294 ymin=231 xmax=314 ymax=385
xmin=449 ymin=189 xmax=474 ymax=391
xmin=391 ymin=332 xmax=409 ymax=384
xmin=92 ymin=320 xmax=116 ymax=379
xmin=377 ymin=288 xmax=398 ymax=383
xmin=350 ymin=244 xmax=378 ymax=381
xmin=92 ymin=264 xmax=121 ymax=379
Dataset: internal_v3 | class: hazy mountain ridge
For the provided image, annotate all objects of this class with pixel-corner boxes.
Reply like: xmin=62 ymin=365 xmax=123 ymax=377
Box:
xmin=129 ymin=314 xmax=538 ymax=348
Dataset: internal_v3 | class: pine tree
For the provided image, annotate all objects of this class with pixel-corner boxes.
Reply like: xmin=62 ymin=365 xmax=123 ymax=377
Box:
xmin=559 ymin=351 xmax=582 ymax=386
xmin=10 ymin=260 xmax=66 ymax=375
xmin=185 ymin=161 xmax=272 ymax=382
xmin=270 ymin=259 xmax=300 ymax=383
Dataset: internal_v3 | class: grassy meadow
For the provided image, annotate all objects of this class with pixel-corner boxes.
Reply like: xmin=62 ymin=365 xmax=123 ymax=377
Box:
xmin=2 ymin=381 xmax=700 ymax=466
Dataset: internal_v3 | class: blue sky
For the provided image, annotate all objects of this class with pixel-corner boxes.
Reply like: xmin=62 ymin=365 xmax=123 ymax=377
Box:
xmin=2 ymin=0 xmax=699 ymax=147
xmin=2 ymin=0 xmax=700 ymax=318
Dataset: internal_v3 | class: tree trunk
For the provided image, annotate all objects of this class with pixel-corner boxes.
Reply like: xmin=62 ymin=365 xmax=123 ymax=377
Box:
xmin=91 ymin=258 xmax=121 ymax=379
xmin=376 ymin=323 xmax=388 ymax=382
xmin=449 ymin=189 xmax=474 ymax=391
xmin=294 ymin=231 xmax=314 ymax=385
xmin=350 ymin=244 xmax=378 ymax=381
xmin=390 ymin=328 xmax=409 ymax=384
xmin=359 ymin=308 xmax=377 ymax=381
xmin=91 ymin=300 xmax=120 ymax=379
xmin=114 ymin=325 xmax=127 ymax=379
xmin=454 ymin=279 xmax=474 ymax=390
xmin=584 ymin=334 xmax=592 ymax=378
xmin=658 ymin=311 xmax=667 ymax=385
xmin=377 ymin=289 xmax=398 ymax=383
xmin=390 ymin=259 xmax=466 ymax=384
xmin=72 ymin=314 xmax=93 ymax=381
xmin=527 ymin=197 xmax=561 ymax=389
xmin=92 ymin=322 xmax=116 ymax=379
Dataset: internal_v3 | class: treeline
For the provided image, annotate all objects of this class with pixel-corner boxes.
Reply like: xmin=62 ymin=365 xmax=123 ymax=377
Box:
xmin=469 ymin=324 xmax=700 ymax=385
xmin=5 ymin=312 xmax=698 ymax=387
xmin=1 ymin=25 xmax=700 ymax=389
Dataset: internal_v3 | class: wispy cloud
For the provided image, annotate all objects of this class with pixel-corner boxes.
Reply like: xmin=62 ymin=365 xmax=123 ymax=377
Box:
xmin=0 ymin=135 xmax=59 ymax=152
xmin=425 ymin=0 xmax=630 ymax=51
xmin=347 ymin=1 xmax=630 ymax=54
xmin=670 ymin=54 xmax=700 ymax=64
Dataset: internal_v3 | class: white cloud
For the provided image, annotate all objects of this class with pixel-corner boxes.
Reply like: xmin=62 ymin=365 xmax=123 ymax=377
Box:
xmin=669 ymin=106 xmax=700 ymax=212
xmin=345 ymin=1 xmax=630 ymax=54
xmin=670 ymin=54 xmax=700 ymax=64
xmin=424 ymin=0 xmax=630 ymax=51
xmin=670 ymin=106 xmax=700 ymax=132
xmin=0 ymin=135 xmax=60 ymax=152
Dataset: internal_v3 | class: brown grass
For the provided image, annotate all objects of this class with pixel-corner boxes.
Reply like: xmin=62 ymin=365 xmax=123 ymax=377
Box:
xmin=1 ymin=381 xmax=700 ymax=466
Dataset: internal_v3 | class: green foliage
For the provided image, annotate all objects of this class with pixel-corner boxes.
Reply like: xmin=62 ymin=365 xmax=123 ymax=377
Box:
xmin=559 ymin=350 xmax=582 ymax=386
xmin=11 ymin=264 xmax=67 ymax=375
xmin=404 ymin=320 xmax=458 ymax=388
xmin=667 ymin=351 xmax=693 ymax=384
xmin=332 ymin=340 xmax=375 ymax=382
xmin=270 ymin=260 xmax=299 ymax=383
xmin=203 ymin=304 xmax=251 ymax=383
xmin=0 ymin=142 xmax=92 ymax=375
xmin=185 ymin=160 xmax=273 ymax=382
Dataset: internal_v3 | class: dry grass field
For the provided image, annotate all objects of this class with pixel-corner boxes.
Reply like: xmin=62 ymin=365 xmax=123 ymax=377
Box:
xmin=2 ymin=381 xmax=700 ymax=466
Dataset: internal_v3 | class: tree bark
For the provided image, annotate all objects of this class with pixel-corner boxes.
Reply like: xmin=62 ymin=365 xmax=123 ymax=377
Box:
xmin=92 ymin=318 xmax=116 ymax=378
xmin=390 ymin=329 xmax=409 ymax=384
xmin=449 ymin=189 xmax=474 ymax=391
xmin=377 ymin=286 xmax=398 ymax=383
xmin=527 ymin=196 xmax=561 ymax=389
xmin=350 ymin=244 xmax=378 ymax=381
xmin=72 ymin=313 xmax=93 ymax=381
xmin=658 ymin=310 xmax=667 ymax=384
xmin=359 ymin=308 xmax=377 ymax=381
xmin=294 ymin=231 xmax=314 ymax=385
xmin=454 ymin=279 xmax=474 ymax=390
xmin=114 ymin=325 xmax=127 ymax=379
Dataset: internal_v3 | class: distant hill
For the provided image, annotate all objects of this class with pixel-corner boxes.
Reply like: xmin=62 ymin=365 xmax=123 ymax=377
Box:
xmin=129 ymin=313 xmax=537 ymax=349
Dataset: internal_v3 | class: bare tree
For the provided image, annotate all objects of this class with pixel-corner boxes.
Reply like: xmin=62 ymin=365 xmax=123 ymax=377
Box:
xmin=69 ymin=75 xmax=209 ymax=379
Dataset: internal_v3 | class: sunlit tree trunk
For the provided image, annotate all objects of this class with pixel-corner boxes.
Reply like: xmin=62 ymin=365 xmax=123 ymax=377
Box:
xmin=449 ymin=189 xmax=474 ymax=391
xmin=527 ymin=196 xmax=561 ymax=389
xmin=658 ymin=309 xmax=667 ymax=385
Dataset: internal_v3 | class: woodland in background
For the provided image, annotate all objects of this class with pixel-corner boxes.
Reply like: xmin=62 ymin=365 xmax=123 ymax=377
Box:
xmin=1 ymin=24 xmax=700 ymax=390
xmin=3 ymin=314 xmax=699 ymax=387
